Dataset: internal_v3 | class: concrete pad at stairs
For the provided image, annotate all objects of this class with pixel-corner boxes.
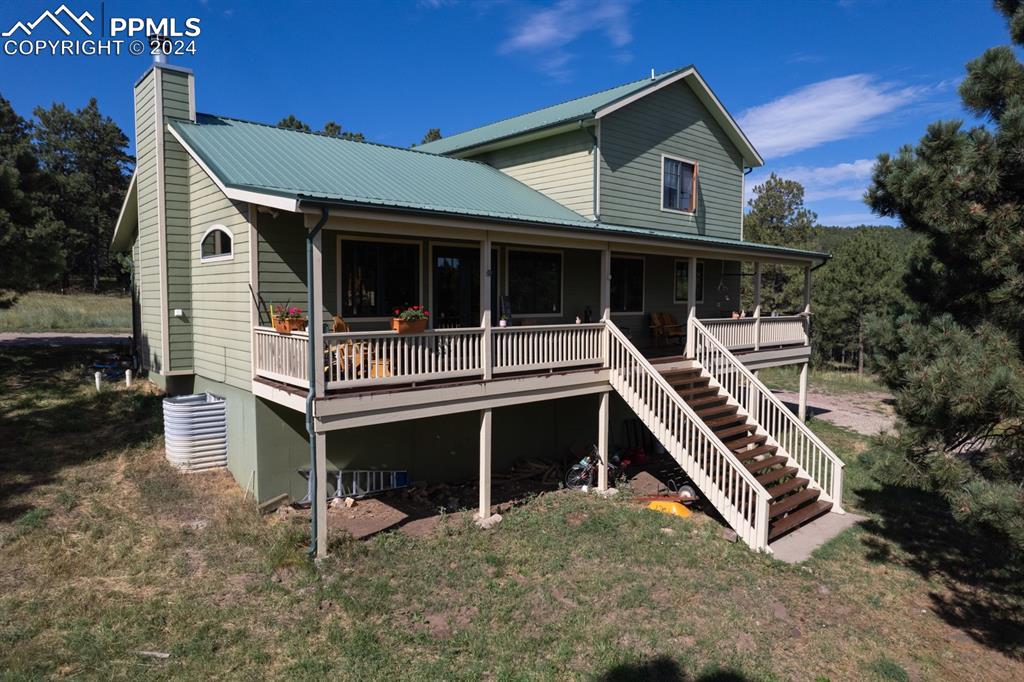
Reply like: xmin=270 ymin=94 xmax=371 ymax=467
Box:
xmin=770 ymin=511 xmax=867 ymax=564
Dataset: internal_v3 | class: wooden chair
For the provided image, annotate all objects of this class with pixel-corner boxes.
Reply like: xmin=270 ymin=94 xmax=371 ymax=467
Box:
xmin=650 ymin=312 xmax=685 ymax=347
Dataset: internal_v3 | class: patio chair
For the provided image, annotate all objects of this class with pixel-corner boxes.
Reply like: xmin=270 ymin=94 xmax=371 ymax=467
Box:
xmin=650 ymin=312 xmax=685 ymax=347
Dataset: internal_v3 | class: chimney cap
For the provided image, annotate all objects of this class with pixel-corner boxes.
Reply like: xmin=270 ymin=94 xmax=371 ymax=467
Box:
xmin=148 ymin=34 xmax=168 ymax=64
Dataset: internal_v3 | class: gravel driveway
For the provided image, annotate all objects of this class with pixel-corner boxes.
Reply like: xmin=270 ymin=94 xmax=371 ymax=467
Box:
xmin=774 ymin=388 xmax=896 ymax=436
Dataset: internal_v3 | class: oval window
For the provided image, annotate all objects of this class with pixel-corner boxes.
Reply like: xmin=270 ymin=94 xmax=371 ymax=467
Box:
xmin=200 ymin=226 xmax=232 ymax=262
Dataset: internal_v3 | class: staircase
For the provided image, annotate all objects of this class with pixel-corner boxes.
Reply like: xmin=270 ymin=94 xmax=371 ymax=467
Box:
xmin=605 ymin=319 xmax=844 ymax=552
xmin=659 ymin=365 xmax=833 ymax=542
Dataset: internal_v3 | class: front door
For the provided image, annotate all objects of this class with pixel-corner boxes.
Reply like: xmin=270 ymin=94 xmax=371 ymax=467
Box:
xmin=432 ymin=245 xmax=480 ymax=328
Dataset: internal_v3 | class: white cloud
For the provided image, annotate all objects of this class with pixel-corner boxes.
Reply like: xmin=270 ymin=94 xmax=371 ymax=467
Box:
xmin=738 ymin=75 xmax=925 ymax=159
xmin=745 ymin=159 xmax=877 ymax=207
xmin=499 ymin=0 xmax=633 ymax=79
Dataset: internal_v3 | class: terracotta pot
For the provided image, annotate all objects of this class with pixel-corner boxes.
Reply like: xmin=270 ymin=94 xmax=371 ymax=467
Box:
xmin=391 ymin=318 xmax=400 ymax=332
xmin=272 ymin=316 xmax=291 ymax=334
xmin=287 ymin=318 xmax=308 ymax=332
xmin=394 ymin=318 xmax=427 ymax=334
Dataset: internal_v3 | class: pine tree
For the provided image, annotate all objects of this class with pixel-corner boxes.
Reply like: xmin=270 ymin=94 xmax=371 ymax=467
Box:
xmin=865 ymin=1 xmax=1024 ymax=550
xmin=277 ymin=115 xmax=311 ymax=132
xmin=420 ymin=127 xmax=442 ymax=145
xmin=0 ymin=95 xmax=63 ymax=289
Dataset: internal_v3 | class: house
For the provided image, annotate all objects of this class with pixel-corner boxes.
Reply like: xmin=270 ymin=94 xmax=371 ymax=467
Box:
xmin=111 ymin=60 xmax=843 ymax=556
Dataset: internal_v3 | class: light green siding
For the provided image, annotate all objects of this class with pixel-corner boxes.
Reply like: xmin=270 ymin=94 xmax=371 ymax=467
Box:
xmin=133 ymin=70 xmax=163 ymax=372
xmin=163 ymin=69 xmax=195 ymax=371
xmin=477 ymin=129 xmax=595 ymax=219
xmin=189 ymin=158 xmax=252 ymax=390
xmin=600 ymin=81 xmax=744 ymax=240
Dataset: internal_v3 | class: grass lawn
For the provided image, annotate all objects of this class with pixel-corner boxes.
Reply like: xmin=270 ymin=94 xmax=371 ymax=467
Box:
xmin=0 ymin=290 xmax=131 ymax=333
xmin=1 ymin=346 xmax=1022 ymax=680
xmin=759 ymin=365 xmax=886 ymax=395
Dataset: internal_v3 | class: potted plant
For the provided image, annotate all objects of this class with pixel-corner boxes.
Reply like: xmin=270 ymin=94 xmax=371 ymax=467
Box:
xmin=285 ymin=306 xmax=308 ymax=332
xmin=499 ymin=314 xmax=508 ymax=328
xmin=271 ymin=305 xmax=291 ymax=334
xmin=392 ymin=305 xmax=429 ymax=334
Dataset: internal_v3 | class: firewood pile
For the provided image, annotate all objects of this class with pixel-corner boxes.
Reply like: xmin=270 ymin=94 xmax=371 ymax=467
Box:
xmin=493 ymin=458 xmax=561 ymax=485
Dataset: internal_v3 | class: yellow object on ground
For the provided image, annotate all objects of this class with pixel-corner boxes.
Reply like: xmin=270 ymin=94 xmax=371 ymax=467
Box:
xmin=646 ymin=500 xmax=691 ymax=518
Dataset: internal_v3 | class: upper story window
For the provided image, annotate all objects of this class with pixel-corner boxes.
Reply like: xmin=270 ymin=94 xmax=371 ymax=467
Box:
xmin=662 ymin=156 xmax=698 ymax=213
xmin=200 ymin=226 xmax=233 ymax=262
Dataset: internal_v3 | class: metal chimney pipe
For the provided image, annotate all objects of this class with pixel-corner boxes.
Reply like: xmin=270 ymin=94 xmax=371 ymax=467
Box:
xmin=148 ymin=34 xmax=168 ymax=64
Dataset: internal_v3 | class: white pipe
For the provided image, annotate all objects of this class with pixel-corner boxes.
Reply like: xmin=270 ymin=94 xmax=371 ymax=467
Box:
xmin=94 ymin=371 xmax=102 ymax=392
xmin=125 ymin=369 xmax=133 ymax=388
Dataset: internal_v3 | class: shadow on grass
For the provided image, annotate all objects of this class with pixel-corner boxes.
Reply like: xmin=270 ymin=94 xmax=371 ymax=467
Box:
xmin=856 ymin=482 xmax=1024 ymax=659
xmin=599 ymin=658 xmax=750 ymax=681
xmin=0 ymin=344 xmax=162 ymax=522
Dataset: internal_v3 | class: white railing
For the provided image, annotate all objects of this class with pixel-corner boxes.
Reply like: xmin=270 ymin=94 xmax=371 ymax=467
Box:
xmin=324 ymin=328 xmax=484 ymax=389
xmin=701 ymin=316 xmax=807 ymax=352
xmin=254 ymin=326 xmax=309 ymax=388
xmin=492 ymin=323 xmax=604 ymax=374
xmin=606 ymin=320 xmax=771 ymax=551
xmin=689 ymin=317 xmax=844 ymax=510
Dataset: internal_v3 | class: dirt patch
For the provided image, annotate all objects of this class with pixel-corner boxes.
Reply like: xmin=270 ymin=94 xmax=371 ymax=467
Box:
xmin=774 ymin=388 xmax=896 ymax=436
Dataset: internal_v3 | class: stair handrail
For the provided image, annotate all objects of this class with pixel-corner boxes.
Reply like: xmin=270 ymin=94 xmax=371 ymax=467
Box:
xmin=688 ymin=317 xmax=845 ymax=510
xmin=604 ymin=320 xmax=772 ymax=551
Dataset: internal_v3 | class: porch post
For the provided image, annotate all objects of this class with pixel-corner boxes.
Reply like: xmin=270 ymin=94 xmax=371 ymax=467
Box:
xmin=311 ymin=228 xmax=325 ymax=396
xmin=752 ymin=261 xmax=762 ymax=352
xmin=685 ymin=256 xmax=697 ymax=357
xmin=478 ymin=408 xmax=492 ymax=519
xmin=600 ymin=246 xmax=611 ymax=320
xmin=315 ymin=432 xmax=327 ymax=556
xmin=799 ymin=265 xmax=812 ymax=421
xmin=481 ymin=233 xmax=492 ymax=381
xmin=597 ymin=390 xmax=609 ymax=491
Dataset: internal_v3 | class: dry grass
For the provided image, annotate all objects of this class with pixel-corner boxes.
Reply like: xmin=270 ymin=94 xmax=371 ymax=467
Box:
xmin=1 ymin=345 xmax=1022 ymax=679
xmin=759 ymin=365 xmax=887 ymax=396
xmin=0 ymin=290 xmax=131 ymax=332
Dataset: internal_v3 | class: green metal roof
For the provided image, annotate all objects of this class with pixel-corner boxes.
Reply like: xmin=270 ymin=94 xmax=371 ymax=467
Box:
xmin=170 ymin=114 xmax=592 ymax=226
xmin=163 ymin=113 xmax=823 ymax=263
xmin=416 ymin=67 xmax=692 ymax=155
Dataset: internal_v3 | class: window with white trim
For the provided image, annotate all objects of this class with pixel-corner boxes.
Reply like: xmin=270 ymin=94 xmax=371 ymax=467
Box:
xmin=673 ymin=260 xmax=705 ymax=303
xmin=200 ymin=226 xmax=232 ymax=262
xmin=662 ymin=156 xmax=697 ymax=213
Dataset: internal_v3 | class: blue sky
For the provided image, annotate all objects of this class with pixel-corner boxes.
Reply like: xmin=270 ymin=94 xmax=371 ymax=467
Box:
xmin=0 ymin=0 xmax=1009 ymax=226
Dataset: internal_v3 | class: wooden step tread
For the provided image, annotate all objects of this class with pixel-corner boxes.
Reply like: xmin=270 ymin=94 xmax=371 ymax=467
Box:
xmin=769 ymin=500 xmax=833 ymax=541
xmin=734 ymin=444 xmax=777 ymax=461
xmin=766 ymin=477 xmax=809 ymax=499
xmin=688 ymin=394 xmax=728 ymax=409
xmin=724 ymin=434 xmax=767 ymax=451
xmin=705 ymin=413 xmax=748 ymax=429
xmin=696 ymin=404 xmax=737 ymax=420
xmin=660 ymin=369 xmax=702 ymax=380
xmin=744 ymin=455 xmax=787 ymax=473
xmin=756 ymin=466 xmax=798 ymax=486
xmin=769 ymin=487 xmax=820 ymax=518
xmin=678 ymin=385 xmax=717 ymax=399
xmin=715 ymin=423 xmax=754 ymax=441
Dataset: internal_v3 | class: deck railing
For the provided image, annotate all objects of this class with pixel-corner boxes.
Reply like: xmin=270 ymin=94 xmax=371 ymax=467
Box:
xmin=606 ymin=320 xmax=771 ymax=551
xmin=253 ymin=327 xmax=309 ymax=388
xmin=689 ymin=317 xmax=844 ymax=509
xmin=492 ymin=323 xmax=604 ymax=374
xmin=701 ymin=315 xmax=807 ymax=352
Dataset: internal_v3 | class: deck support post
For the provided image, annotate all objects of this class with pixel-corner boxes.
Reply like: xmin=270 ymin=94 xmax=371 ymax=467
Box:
xmin=600 ymin=246 xmax=611 ymax=366
xmin=752 ymin=261 xmax=762 ymax=352
xmin=314 ymin=432 xmax=327 ymax=556
xmin=478 ymin=408 xmax=492 ymax=519
xmin=685 ymin=256 xmax=697 ymax=357
xmin=481 ymin=233 xmax=492 ymax=381
xmin=799 ymin=265 xmax=811 ymax=422
xmin=798 ymin=362 xmax=809 ymax=422
xmin=597 ymin=390 xmax=609 ymax=491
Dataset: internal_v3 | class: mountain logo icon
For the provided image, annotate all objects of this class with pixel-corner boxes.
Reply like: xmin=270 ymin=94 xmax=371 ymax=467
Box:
xmin=3 ymin=4 xmax=95 ymax=38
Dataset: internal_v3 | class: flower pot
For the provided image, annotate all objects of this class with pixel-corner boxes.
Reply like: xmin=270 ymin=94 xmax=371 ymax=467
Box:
xmin=272 ymin=316 xmax=291 ymax=334
xmin=499 ymin=319 xmax=507 ymax=328
xmin=391 ymin=318 xmax=400 ymax=332
xmin=394 ymin=318 xmax=427 ymax=334
xmin=287 ymin=318 xmax=308 ymax=332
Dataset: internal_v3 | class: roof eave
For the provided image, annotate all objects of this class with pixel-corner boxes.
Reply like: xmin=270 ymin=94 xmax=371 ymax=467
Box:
xmin=110 ymin=172 xmax=138 ymax=253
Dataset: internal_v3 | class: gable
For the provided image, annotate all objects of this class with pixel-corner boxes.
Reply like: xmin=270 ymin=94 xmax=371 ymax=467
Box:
xmin=599 ymin=80 xmax=745 ymax=241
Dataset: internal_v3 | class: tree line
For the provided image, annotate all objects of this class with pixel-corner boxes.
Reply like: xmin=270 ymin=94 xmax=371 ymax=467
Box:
xmin=0 ymin=94 xmax=132 ymax=292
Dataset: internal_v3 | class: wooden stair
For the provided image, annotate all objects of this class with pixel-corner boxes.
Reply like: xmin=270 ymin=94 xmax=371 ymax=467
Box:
xmin=659 ymin=367 xmax=831 ymax=543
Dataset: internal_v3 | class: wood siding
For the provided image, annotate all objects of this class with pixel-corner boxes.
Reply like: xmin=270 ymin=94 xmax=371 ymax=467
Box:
xmin=600 ymin=81 xmax=744 ymax=240
xmin=189 ymin=158 xmax=252 ymax=390
xmin=163 ymin=70 xmax=194 ymax=370
xmin=133 ymin=70 xmax=162 ymax=372
xmin=477 ymin=129 xmax=594 ymax=219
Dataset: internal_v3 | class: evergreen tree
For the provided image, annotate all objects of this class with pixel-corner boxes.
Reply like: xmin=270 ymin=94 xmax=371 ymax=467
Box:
xmin=320 ymin=120 xmax=365 ymax=142
xmin=419 ymin=127 xmax=442 ymax=145
xmin=34 ymin=99 xmax=132 ymax=292
xmin=743 ymin=173 xmax=816 ymax=313
xmin=0 ymin=95 xmax=63 ymax=289
xmin=865 ymin=0 xmax=1024 ymax=550
xmin=277 ymin=115 xmax=311 ymax=132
